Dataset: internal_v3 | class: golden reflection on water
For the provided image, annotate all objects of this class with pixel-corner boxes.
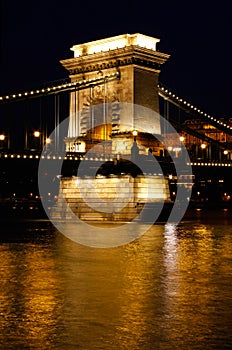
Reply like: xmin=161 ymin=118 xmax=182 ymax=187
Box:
xmin=163 ymin=222 xmax=232 ymax=347
xmin=113 ymin=228 xmax=164 ymax=349
xmin=0 ymin=221 xmax=232 ymax=349
xmin=0 ymin=243 xmax=61 ymax=349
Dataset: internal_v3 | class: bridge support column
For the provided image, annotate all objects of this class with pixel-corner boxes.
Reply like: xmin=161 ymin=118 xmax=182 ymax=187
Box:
xmin=60 ymin=33 xmax=170 ymax=156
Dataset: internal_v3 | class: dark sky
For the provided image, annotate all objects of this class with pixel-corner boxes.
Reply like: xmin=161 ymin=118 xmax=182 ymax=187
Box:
xmin=1 ymin=1 xmax=232 ymax=118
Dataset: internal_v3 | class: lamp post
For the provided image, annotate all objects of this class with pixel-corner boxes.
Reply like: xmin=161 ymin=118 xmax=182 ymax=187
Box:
xmin=33 ymin=130 xmax=41 ymax=151
xmin=223 ymin=149 xmax=229 ymax=161
xmin=131 ymin=130 xmax=139 ymax=161
xmin=200 ymin=143 xmax=207 ymax=160
xmin=0 ymin=134 xmax=8 ymax=150
xmin=132 ymin=130 xmax=138 ymax=141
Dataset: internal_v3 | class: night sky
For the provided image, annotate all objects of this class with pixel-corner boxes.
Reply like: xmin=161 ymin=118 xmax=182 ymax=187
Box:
xmin=1 ymin=1 xmax=232 ymax=118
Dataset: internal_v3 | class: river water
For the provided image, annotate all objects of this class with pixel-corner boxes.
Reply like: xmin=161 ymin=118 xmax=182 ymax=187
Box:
xmin=0 ymin=210 xmax=232 ymax=349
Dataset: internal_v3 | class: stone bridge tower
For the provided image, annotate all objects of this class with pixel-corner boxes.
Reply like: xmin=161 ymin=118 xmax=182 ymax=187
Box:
xmin=60 ymin=33 xmax=169 ymax=156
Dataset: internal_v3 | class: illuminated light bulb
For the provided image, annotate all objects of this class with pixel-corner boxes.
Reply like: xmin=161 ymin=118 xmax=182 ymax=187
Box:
xmin=25 ymin=92 xmax=28 ymax=96
xmin=47 ymin=88 xmax=51 ymax=91
xmin=0 ymin=97 xmax=2 ymax=100
xmin=30 ymin=91 xmax=34 ymax=94
xmin=18 ymin=93 xmax=22 ymax=97
xmin=34 ymin=131 xmax=40 ymax=138
xmin=36 ymin=90 xmax=40 ymax=93
xmin=201 ymin=143 xmax=206 ymax=149
xmin=179 ymin=136 xmax=185 ymax=142
xmin=132 ymin=130 xmax=138 ymax=136
xmin=13 ymin=95 xmax=16 ymax=98
xmin=45 ymin=138 xmax=51 ymax=144
xmin=6 ymin=96 xmax=9 ymax=99
xmin=0 ymin=134 xmax=5 ymax=141
xmin=42 ymin=89 xmax=45 ymax=92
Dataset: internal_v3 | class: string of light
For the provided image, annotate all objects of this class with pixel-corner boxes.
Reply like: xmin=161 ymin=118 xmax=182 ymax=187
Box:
xmin=1 ymin=152 xmax=231 ymax=167
xmin=158 ymin=84 xmax=232 ymax=131
xmin=0 ymin=72 xmax=120 ymax=103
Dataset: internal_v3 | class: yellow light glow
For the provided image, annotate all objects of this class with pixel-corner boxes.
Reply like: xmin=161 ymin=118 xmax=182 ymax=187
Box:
xmin=46 ymin=138 xmax=51 ymax=144
xmin=0 ymin=134 xmax=5 ymax=141
xmin=34 ymin=131 xmax=40 ymax=138
xmin=71 ymin=33 xmax=160 ymax=57
xmin=132 ymin=130 xmax=138 ymax=137
xmin=201 ymin=143 xmax=206 ymax=149
xmin=179 ymin=136 xmax=185 ymax=142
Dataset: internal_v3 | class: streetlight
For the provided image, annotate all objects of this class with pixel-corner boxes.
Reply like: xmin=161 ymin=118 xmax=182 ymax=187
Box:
xmin=179 ymin=136 xmax=185 ymax=142
xmin=45 ymin=137 xmax=51 ymax=144
xmin=0 ymin=134 xmax=9 ymax=149
xmin=132 ymin=130 xmax=138 ymax=146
